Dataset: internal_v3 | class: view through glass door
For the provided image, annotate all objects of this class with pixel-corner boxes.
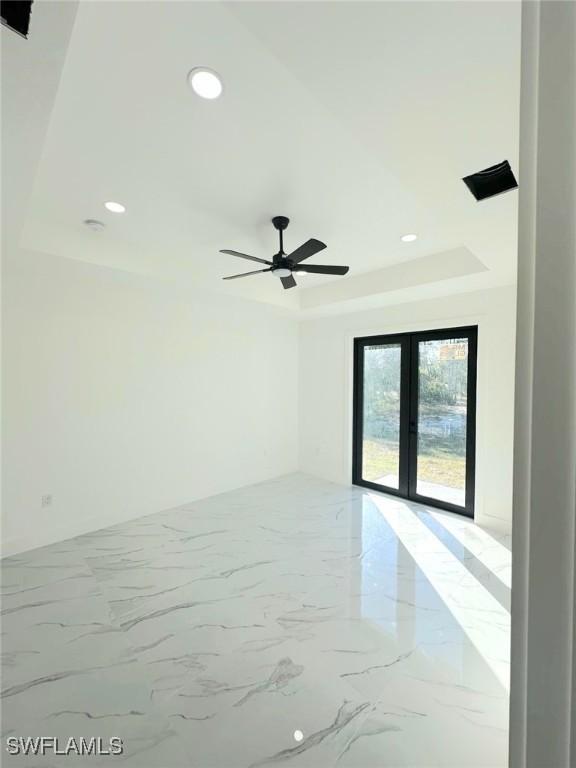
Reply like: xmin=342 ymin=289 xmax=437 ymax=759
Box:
xmin=353 ymin=327 xmax=477 ymax=517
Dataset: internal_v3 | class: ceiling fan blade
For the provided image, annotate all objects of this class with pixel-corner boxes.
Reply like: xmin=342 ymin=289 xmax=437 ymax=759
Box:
xmin=296 ymin=264 xmax=349 ymax=275
xmin=281 ymin=274 xmax=297 ymax=290
xmin=220 ymin=249 xmax=272 ymax=266
xmin=222 ymin=268 xmax=271 ymax=280
xmin=288 ymin=238 xmax=327 ymax=264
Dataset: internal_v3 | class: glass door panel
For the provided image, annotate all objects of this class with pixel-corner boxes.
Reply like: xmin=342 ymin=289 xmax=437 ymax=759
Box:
xmin=361 ymin=344 xmax=402 ymax=489
xmin=414 ymin=337 xmax=469 ymax=507
xmin=353 ymin=327 xmax=477 ymax=517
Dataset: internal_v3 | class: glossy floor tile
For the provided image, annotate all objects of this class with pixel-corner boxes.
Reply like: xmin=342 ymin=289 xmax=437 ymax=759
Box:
xmin=1 ymin=474 xmax=511 ymax=767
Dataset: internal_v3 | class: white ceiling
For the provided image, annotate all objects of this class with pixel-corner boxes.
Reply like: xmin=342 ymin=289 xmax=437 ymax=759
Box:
xmin=20 ymin=0 xmax=521 ymax=311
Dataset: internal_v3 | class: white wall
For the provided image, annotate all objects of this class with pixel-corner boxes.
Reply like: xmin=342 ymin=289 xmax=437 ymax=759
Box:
xmin=509 ymin=1 xmax=576 ymax=764
xmin=1 ymin=249 xmax=299 ymax=556
xmin=298 ymin=285 xmax=516 ymax=531
xmin=1 ymin=247 xmax=516 ymax=555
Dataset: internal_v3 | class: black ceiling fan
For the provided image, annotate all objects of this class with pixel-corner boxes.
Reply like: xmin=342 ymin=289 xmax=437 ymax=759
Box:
xmin=220 ymin=216 xmax=349 ymax=290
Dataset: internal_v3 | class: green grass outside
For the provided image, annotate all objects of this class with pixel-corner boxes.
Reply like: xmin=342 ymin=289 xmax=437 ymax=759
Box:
xmin=362 ymin=438 xmax=465 ymax=489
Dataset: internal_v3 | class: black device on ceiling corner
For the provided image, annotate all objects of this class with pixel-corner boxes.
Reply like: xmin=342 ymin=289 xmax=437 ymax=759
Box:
xmin=220 ymin=216 xmax=349 ymax=290
xmin=1 ymin=0 xmax=33 ymax=38
xmin=463 ymin=160 xmax=518 ymax=201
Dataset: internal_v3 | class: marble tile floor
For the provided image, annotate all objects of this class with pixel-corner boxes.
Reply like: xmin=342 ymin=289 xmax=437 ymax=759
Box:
xmin=1 ymin=474 xmax=511 ymax=767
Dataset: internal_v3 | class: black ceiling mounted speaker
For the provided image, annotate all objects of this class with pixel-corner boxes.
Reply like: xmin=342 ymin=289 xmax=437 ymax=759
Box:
xmin=463 ymin=160 xmax=518 ymax=201
xmin=1 ymin=0 xmax=33 ymax=38
xmin=220 ymin=216 xmax=349 ymax=290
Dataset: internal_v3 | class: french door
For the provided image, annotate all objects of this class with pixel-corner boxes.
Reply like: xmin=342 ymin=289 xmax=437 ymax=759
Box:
xmin=352 ymin=326 xmax=477 ymax=517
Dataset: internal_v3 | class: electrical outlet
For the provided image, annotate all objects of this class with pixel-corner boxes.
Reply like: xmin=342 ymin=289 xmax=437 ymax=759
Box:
xmin=41 ymin=494 xmax=52 ymax=508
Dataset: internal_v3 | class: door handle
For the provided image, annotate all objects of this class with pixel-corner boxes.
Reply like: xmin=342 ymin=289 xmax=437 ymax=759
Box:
xmin=409 ymin=420 xmax=417 ymax=434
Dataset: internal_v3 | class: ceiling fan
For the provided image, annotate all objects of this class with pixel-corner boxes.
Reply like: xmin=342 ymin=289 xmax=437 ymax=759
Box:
xmin=220 ymin=216 xmax=349 ymax=290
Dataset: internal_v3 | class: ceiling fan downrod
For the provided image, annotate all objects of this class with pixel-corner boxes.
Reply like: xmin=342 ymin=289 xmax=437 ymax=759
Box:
xmin=272 ymin=215 xmax=290 ymax=257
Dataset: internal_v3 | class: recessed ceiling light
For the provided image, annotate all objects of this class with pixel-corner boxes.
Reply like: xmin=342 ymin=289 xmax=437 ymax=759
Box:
xmin=401 ymin=233 xmax=418 ymax=242
xmin=104 ymin=201 xmax=126 ymax=213
xmin=188 ymin=67 xmax=223 ymax=100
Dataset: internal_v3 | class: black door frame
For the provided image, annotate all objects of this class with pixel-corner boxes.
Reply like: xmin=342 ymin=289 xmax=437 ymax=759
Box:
xmin=352 ymin=325 xmax=477 ymax=518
